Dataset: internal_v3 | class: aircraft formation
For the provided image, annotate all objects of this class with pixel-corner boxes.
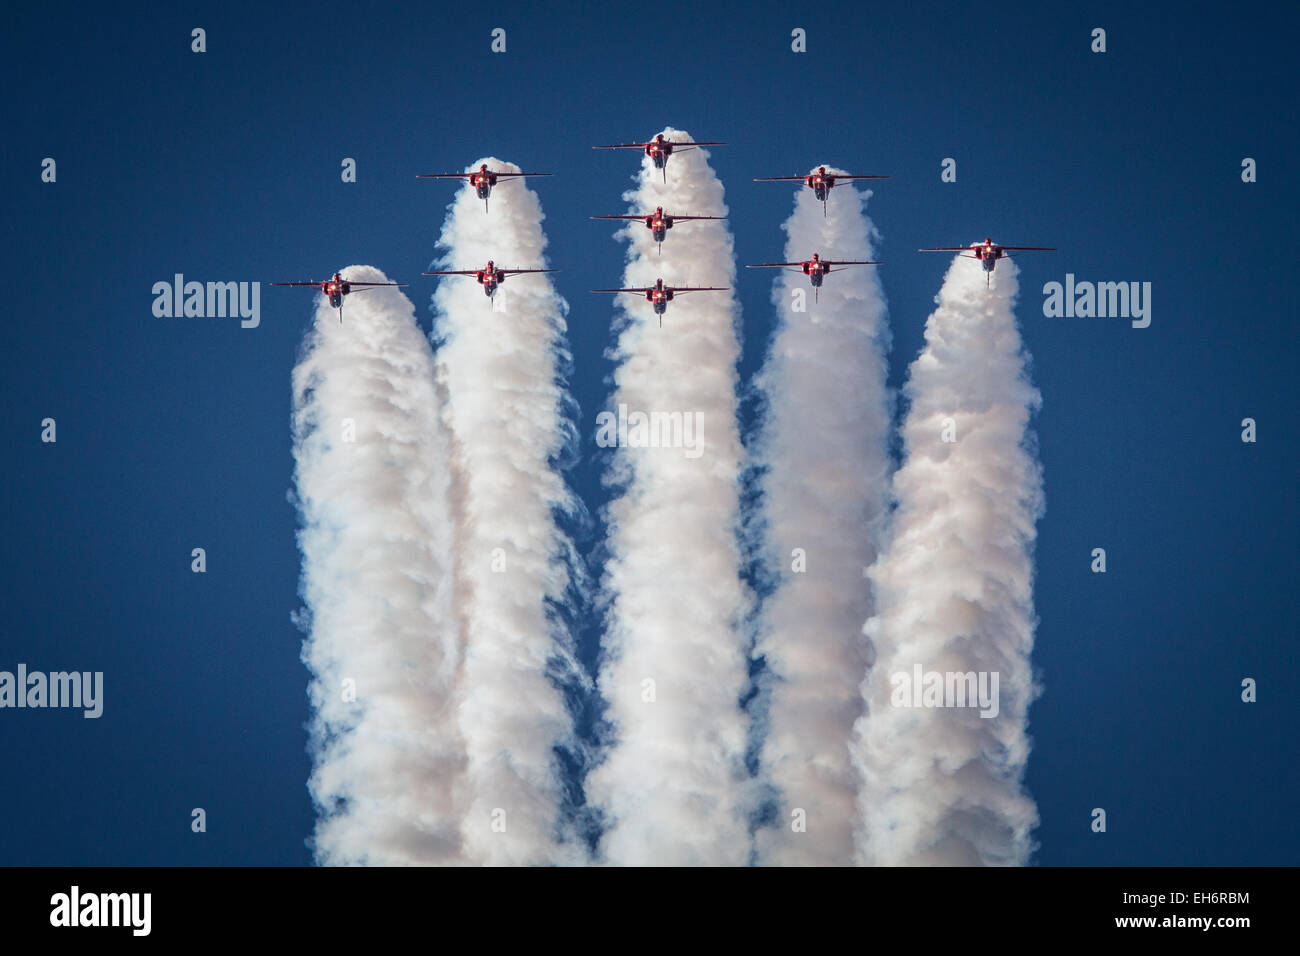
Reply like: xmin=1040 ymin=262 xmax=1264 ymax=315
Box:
xmin=273 ymin=135 xmax=1055 ymax=321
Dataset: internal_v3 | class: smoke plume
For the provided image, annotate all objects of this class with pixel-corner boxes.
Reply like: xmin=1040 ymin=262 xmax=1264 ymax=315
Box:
xmin=429 ymin=161 xmax=586 ymax=865
xmin=587 ymin=129 xmax=752 ymax=865
xmin=751 ymin=172 xmax=892 ymax=865
xmin=852 ymin=254 xmax=1043 ymax=866
xmin=292 ymin=267 xmax=468 ymax=865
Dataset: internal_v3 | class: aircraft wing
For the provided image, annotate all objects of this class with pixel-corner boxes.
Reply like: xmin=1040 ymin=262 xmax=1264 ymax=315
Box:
xmin=672 ymin=215 xmax=727 ymax=221
xmin=590 ymin=215 xmax=645 ymax=221
xmin=416 ymin=172 xmax=473 ymax=179
xmin=345 ymin=281 xmax=407 ymax=287
xmin=492 ymin=172 xmax=552 ymax=178
xmin=422 ymin=270 xmax=480 ymax=276
xmin=746 ymin=262 xmax=801 ymax=268
xmin=271 ymin=281 xmax=326 ymax=287
xmin=500 ymin=268 xmax=558 ymax=276
xmin=591 ymin=287 xmax=651 ymax=293
xmin=918 ymin=247 xmax=974 ymax=252
xmin=594 ymin=141 xmax=727 ymax=149
xmin=667 ymin=286 xmax=729 ymax=293
xmin=755 ymin=174 xmax=887 ymax=181
xmin=824 ymin=260 xmax=883 ymax=266
xmin=999 ymin=246 xmax=1056 ymax=251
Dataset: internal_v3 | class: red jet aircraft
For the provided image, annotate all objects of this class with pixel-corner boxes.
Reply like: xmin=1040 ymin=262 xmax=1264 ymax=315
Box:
xmin=747 ymin=253 xmax=882 ymax=301
xmin=417 ymin=164 xmax=552 ymax=212
xmin=918 ymin=238 xmax=1056 ymax=286
xmin=590 ymin=277 xmax=728 ymax=326
xmin=271 ymin=272 xmax=407 ymax=321
xmin=593 ymin=134 xmax=727 ymax=182
xmin=423 ymin=260 xmax=557 ymax=299
xmin=754 ymin=166 xmax=889 ymax=215
xmin=589 ymin=206 xmax=727 ymax=254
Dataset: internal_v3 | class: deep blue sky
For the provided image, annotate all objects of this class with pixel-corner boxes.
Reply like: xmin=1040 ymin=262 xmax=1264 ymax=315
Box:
xmin=2 ymin=1 xmax=1295 ymax=865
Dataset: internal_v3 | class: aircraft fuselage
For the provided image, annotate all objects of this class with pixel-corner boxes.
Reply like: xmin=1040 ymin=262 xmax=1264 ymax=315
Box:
xmin=974 ymin=245 xmax=1003 ymax=271
xmin=802 ymin=259 xmax=831 ymax=285
xmin=646 ymin=142 xmax=672 ymax=169
xmin=648 ymin=216 xmax=672 ymax=242
xmin=325 ymin=277 xmax=348 ymax=308
xmin=808 ymin=169 xmax=835 ymax=201
xmin=472 ymin=169 xmax=498 ymax=201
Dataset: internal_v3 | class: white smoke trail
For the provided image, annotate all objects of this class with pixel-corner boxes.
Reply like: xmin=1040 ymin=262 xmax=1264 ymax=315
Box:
xmin=586 ymin=128 xmax=751 ymax=865
xmin=853 ymin=254 xmax=1043 ymax=866
xmin=750 ymin=172 xmax=892 ymax=865
xmin=429 ymin=160 xmax=586 ymax=866
xmin=292 ymin=266 xmax=467 ymax=865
